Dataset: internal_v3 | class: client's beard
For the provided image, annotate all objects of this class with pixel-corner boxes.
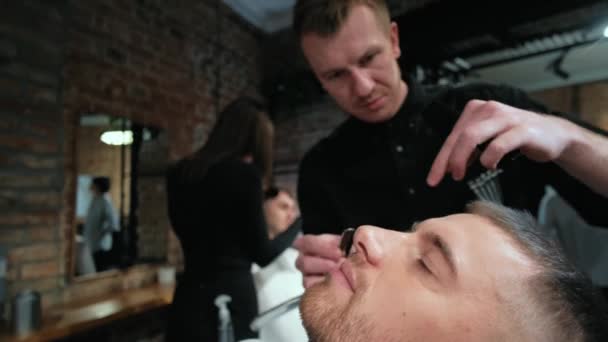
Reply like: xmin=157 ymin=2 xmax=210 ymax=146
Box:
xmin=300 ymin=280 xmax=372 ymax=342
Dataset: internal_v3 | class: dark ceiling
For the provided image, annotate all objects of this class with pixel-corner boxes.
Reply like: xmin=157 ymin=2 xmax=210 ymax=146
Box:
xmin=391 ymin=0 xmax=608 ymax=69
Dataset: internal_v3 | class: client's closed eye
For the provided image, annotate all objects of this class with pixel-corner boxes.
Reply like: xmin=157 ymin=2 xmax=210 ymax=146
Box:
xmin=418 ymin=258 xmax=432 ymax=273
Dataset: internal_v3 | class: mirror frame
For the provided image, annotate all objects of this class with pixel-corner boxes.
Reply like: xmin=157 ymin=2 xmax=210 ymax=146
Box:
xmin=63 ymin=110 xmax=171 ymax=283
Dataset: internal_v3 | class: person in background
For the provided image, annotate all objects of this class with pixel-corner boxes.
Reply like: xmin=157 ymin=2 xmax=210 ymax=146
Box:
xmin=300 ymin=201 xmax=608 ymax=342
xmin=165 ymin=97 xmax=300 ymax=341
xmin=292 ymin=0 xmax=608 ymax=288
xmin=252 ymin=186 xmax=307 ymax=342
xmin=263 ymin=186 xmax=299 ymax=239
xmin=83 ymin=176 xmax=119 ymax=273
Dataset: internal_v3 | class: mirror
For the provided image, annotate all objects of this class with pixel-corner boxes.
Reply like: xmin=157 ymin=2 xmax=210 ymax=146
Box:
xmin=72 ymin=113 xmax=170 ymax=277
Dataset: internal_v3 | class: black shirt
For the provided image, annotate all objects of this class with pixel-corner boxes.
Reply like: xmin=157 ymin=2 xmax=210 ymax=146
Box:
xmin=165 ymin=159 xmax=299 ymax=341
xmin=298 ymin=78 xmax=608 ymax=235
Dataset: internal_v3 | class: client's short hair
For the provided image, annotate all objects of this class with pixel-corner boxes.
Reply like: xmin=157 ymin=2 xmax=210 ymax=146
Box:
xmin=467 ymin=201 xmax=608 ymax=342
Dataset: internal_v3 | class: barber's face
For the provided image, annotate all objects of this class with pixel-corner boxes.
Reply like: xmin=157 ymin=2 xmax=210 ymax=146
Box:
xmin=300 ymin=214 xmax=534 ymax=342
xmin=301 ymin=5 xmax=406 ymax=123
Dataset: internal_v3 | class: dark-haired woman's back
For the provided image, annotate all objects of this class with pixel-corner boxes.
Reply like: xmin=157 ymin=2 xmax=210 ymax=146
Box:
xmin=165 ymin=159 xmax=299 ymax=341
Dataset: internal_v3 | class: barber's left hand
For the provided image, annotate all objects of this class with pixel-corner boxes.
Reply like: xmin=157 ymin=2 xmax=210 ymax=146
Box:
xmin=427 ymin=99 xmax=573 ymax=186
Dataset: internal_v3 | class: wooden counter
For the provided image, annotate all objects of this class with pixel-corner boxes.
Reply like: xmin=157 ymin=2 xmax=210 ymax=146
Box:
xmin=0 ymin=284 xmax=174 ymax=342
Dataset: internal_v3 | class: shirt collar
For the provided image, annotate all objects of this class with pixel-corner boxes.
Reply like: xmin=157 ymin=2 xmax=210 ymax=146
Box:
xmin=386 ymin=72 xmax=428 ymax=125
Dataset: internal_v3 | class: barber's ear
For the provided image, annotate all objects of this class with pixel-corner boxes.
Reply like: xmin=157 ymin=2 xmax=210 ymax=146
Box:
xmin=390 ymin=22 xmax=401 ymax=58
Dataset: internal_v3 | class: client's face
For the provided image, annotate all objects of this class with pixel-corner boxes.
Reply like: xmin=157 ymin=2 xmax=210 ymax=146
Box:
xmin=300 ymin=214 xmax=535 ymax=342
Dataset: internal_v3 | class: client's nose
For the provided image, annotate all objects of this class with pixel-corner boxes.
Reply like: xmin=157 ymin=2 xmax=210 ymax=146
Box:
xmin=352 ymin=226 xmax=402 ymax=266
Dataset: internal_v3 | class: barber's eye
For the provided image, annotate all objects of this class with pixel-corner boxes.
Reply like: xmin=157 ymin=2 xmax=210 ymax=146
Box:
xmin=360 ymin=53 xmax=375 ymax=66
xmin=327 ymin=71 xmax=344 ymax=81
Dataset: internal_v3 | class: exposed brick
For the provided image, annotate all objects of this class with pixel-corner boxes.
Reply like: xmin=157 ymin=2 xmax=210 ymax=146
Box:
xmin=22 ymin=192 xmax=62 ymax=208
xmin=0 ymin=190 xmax=19 ymax=208
xmin=0 ymin=174 xmax=55 ymax=188
xmin=9 ymin=243 xmax=58 ymax=263
xmin=41 ymin=290 xmax=62 ymax=310
xmin=0 ymin=190 xmax=61 ymax=209
xmin=0 ymin=228 xmax=22 ymax=244
xmin=27 ymin=226 xmax=56 ymax=242
xmin=21 ymin=260 xmax=60 ymax=279
xmin=0 ymin=37 xmax=17 ymax=59
xmin=26 ymin=83 xmax=59 ymax=105
xmin=0 ymin=75 xmax=25 ymax=99
xmin=1 ymin=0 xmax=264 ymax=306
xmin=0 ymin=61 xmax=59 ymax=87
xmin=0 ymin=212 xmax=57 ymax=226
xmin=6 ymin=267 xmax=18 ymax=281
xmin=11 ymin=276 xmax=61 ymax=294
xmin=0 ymin=153 xmax=59 ymax=169
xmin=0 ymin=134 xmax=59 ymax=153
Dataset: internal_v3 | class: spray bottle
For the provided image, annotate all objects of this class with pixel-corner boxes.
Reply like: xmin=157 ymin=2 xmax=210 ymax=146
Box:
xmin=214 ymin=294 xmax=234 ymax=342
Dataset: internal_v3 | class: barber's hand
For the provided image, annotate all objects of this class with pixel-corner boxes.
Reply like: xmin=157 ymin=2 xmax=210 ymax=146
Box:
xmin=427 ymin=100 xmax=573 ymax=186
xmin=293 ymin=234 xmax=343 ymax=289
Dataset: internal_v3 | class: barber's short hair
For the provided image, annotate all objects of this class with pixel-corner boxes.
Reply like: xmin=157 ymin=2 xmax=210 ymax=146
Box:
xmin=293 ymin=0 xmax=391 ymax=39
xmin=92 ymin=177 xmax=111 ymax=193
xmin=467 ymin=201 xmax=608 ymax=342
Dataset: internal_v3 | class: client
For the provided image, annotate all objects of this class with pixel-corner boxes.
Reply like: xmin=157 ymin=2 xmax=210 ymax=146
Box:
xmin=300 ymin=201 xmax=608 ymax=342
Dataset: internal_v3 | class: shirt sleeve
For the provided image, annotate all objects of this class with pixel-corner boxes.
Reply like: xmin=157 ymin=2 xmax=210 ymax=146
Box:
xmin=297 ymin=149 xmax=343 ymax=235
xmin=230 ymin=163 xmax=300 ymax=267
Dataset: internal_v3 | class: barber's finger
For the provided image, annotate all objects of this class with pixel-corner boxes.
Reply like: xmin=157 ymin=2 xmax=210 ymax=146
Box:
xmin=426 ymin=100 xmax=487 ymax=186
xmin=295 ymin=253 xmax=339 ymax=275
xmin=293 ymin=234 xmax=342 ymax=261
xmin=479 ymin=126 xmax=528 ymax=169
xmin=427 ymin=127 xmax=465 ymax=186
xmin=448 ymin=117 xmax=510 ymax=180
xmin=451 ymin=99 xmax=487 ymax=133
xmin=303 ymin=275 xmax=325 ymax=289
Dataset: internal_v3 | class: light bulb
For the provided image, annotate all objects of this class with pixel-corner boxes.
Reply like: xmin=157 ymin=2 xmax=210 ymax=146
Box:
xmin=100 ymin=130 xmax=134 ymax=146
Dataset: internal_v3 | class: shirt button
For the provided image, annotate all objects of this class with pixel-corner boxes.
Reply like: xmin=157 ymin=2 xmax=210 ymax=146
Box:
xmin=395 ymin=145 xmax=404 ymax=153
xmin=408 ymin=188 xmax=416 ymax=195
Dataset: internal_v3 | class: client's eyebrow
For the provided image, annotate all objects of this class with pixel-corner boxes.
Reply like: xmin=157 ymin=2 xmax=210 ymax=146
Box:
xmin=413 ymin=223 xmax=458 ymax=276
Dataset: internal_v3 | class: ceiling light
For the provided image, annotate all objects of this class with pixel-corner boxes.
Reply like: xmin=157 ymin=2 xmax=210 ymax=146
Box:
xmin=604 ymin=25 xmax=608 ymax=38
xmin=100 ymin=130 xmax=133 ymax=146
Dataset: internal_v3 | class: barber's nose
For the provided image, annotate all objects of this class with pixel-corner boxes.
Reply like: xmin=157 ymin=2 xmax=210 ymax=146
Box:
xmin=351 ymin=69 xmax=374 ymax=98
xmin=353 ymin=225 xmax=402 ymax=266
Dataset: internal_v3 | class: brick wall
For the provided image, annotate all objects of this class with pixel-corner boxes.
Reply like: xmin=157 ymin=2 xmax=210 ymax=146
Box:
xmin=0 ymin=0 xmax=67 ymax=314
xmin=62 ymin=0 xmax=264 ymax=282
xmin=1 ymin=0 xmax=263 ymax=318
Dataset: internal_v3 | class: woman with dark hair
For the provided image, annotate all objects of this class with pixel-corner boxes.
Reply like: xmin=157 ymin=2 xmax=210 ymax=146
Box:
xmin=165 ymin=97 xmax=300 ymax=341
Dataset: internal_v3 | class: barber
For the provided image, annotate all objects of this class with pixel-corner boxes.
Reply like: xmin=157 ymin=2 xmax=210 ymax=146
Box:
xmin=291 ymin=0 xmax=608 ymax=288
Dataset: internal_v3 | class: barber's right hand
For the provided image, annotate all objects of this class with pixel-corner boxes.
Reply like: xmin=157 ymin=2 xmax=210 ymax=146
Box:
xmin=293 ymin=234 xmax=343 ymax=289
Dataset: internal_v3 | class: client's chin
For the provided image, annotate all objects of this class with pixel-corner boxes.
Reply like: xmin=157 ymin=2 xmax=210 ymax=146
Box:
xmin=300 ymin=276 xmax=369 ymax=342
